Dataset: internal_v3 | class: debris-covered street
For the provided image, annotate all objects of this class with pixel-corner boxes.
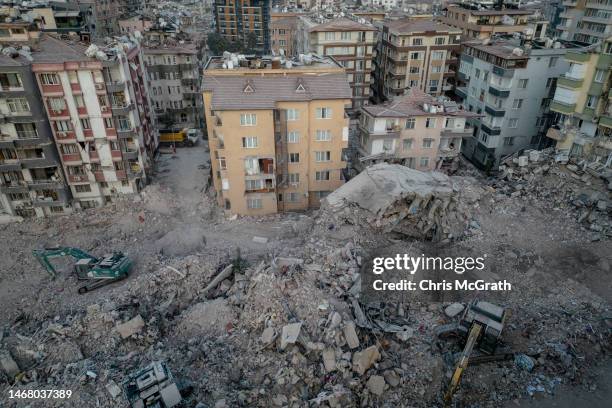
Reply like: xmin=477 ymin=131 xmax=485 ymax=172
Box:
xmin=0 ymin=146 xmax=610 ymax=407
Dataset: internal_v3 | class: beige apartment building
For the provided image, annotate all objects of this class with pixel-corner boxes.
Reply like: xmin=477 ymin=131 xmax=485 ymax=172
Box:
xmin=202 ymin=56 xmax=352 ymax=215
xmin=296 ymin=16 xmax=377 ymax=113
xmin=358 ymin=88 xmax=477 ymax=172
xmin=372 ymin=19 xmax=462 ymax=102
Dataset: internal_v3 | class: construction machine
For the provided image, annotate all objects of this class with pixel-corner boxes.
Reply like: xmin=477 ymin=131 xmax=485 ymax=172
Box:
xmin=32 ymin=247 xmax=132 ymax=294
xmin=439 ymin=300 xmax=508 ymax=405
xmin=123 ymin=361 xmax=182 ymax=408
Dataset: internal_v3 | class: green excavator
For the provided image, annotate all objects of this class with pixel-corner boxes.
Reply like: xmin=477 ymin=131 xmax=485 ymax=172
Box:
xmin=32 ymin=247 xmax=132 ymax=294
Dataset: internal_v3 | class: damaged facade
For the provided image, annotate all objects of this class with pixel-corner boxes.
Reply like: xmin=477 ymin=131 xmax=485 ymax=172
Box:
xmin=357 ymin=88 xmax=477 ymax=172
xmin=202 ymin=54 xmax=351 ymax=215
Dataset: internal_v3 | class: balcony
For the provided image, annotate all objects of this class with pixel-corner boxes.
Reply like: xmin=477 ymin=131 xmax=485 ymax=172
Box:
xmin=32 ymin=197 xmax=62 ymax=207
xmin=484 ymin=104 xmax=505 ymax=117
xmin=40 ymin=84 xmax=63 ymax=95
xmin=600 ymin=115 xmax=612 ymax=129
xmin=566 ymin=51 xmax=590 ymax=63
xmin=0 ymin=138 xmax=14 ymax=148
xmin=27 ymin=179 xmax=65 ymax=189
xmin=181 ymin=77 xmax=197 ymax=86
xmin=480 ymin=122 xmax=502 ymax=136
xmin=488 ymin=85 xmax=510 ymax=97
xmin=455 ymin=87 xmax=467 ymax=99
xmin=122 ymin=149 xmax=139 ymax=160
xmin=105 ymin=80 xmax=125 ymax=93
xmin=550 ymin=100 xmax=577 ymax=114
xmin=546 ymin=126 xmax=566 ymax=141
xmin=117 ymin=128 xmax=135 ymax=139
xmin=0 ymin=182 xmax=28 ymax=193
xmin=0 ymin=160 xmax=21 ymax=171
xmin=48 ymin=108 xmax=70 ymax=118
xmin=111 ymin=102 xmax=134 ymax=115
xmin=21 ymin=157 xmax=57 ymax=169
xmin=441 ymin=125 xmax=475 ymax=137
xmin=68 ymin=174 xmax=88 ymax=183
xmin=557 ymin=75 xmax=584 ymax=89
xmin=55 ymin=130 xmax=76 ymax=142
xmin=110 ymin=150 xmax=123 ymax=160
xmin=116 ymin=169 xmax=127 ymax=180
xmin=62 ymin=153 xmax=82 ymax=163
xmin=94 ymin=82 xmax=106 ymax=93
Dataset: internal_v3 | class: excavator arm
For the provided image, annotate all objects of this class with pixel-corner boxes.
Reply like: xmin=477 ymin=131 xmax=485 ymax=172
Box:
xmin=32 ymin=247 xmax=98 ymax=278
xmin=444 ymin=323 xmax=483 ymax=405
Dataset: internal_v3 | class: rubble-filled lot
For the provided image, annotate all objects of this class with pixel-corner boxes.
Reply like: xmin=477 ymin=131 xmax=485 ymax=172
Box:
xmin=0 ymin=148 xmax=610 ymax=408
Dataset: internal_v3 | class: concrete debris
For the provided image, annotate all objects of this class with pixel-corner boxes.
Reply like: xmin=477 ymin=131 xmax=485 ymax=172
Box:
xmin=343 ymin=322 xmax=360 ymax=349
xmin=352 ymin=345 xmax=381 ymax=375
xmin=0 ymin=351 xmax=20 ymax=378
xmin=280 ymin=322 xmax=302 ymax=350
xmin=252 ymin=236 xmax=269 ymax=244
xmin=114 ymin=315 xmax=145 ymax=339
xmin=261 ymin=327 xmax=276 ymax=345
xmin=322 ymin=348 xmax=336 ymax=372
xmin=444 ymin=303 xmax=465 ymax=318
xmin=106 ymin=380 xmax=122 ymax=398
xmin=366 ymin=375 xmax=386 ymax=396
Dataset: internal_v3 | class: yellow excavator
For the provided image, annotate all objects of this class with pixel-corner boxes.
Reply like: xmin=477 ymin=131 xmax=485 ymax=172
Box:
xmin=440 ymin=300 xmax=508 ymax=405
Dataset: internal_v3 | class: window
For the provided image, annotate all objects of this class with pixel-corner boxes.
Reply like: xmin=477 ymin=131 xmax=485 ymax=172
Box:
xmin=403 ymin=139 xmax=413 ymax=150
xmin=405 ymin=118 xmax=415 ymax=129
xmin=315 ymin=151 xmax=331 ymax=162
xmin=435 ymin=37 xmax=445 ymax=45
xmin=316 ymin=107 xmax=332 ymax=119
xmin=429 ymin=79 xmax=439 ymax=92
xmin=315 ymin=171 xmax=330 ymax=181
xmin=383 ymin=140 xmax=393 ymax=151
xmin=7 ymin=98 xmax=29 ymax=113
xmin=289 ymin=153 xmax=300 ymax=163
xmin=74 ymin=95 xmax=85 ymax=108
xmin=432 ymin=51 xmax=444 ymax=60
xmin=221 ymin=178 xmax=229 ymax=190
xmin=586 ymin=95 xmax=598 ymax=108
xmin=518 ymin=79 xmax=529 ymax=89
xmin=594 ymin=69 xmax=605 ymax=83
xmin=74 ymin=184 xmax=91 ymax=193
xmin=219 ymin=157 xmax=226 ymax=170
xmin=287 ymin=131 xmax=299 ymax=143
xmin=240 ymin=113 xmax=256 ymax=126
xmin=314 ymin=191 xmax=330 ymax=199
xmin=287 ymin=109 xmax=299 ymax=121
xmin=40 ymin=73 xmax=60 ymax=85
xmin=512 ymin=99 xmax=523 ymax=109
xmin=245 ymin=179 xmax=263 ymax=190
xmin=315 ymin=130 xmax=331 ymax=141
xmin=242 ymin=137 xmax=258 ymax=148
xmin=288 ymin=173 xmax=299 ymax=183
xmin=247 ymin=198 xmax=262 ymax=209
xmin=431 ymin=66 xmax=442 ymax=73
xmin=475 ymin=69 xmax=481 ymax=79
xmin=508 ymin=118 xmax=518 ymax=128
xmin=60 ymin=144 xmax=79 ymax=154
xmin=410 ymin=52 xmax=420 ymax=60
xmin=423 ymin=138 xmax=434 ymax=148
xmin=425 ymin=118 xmax=436 ymax=128
xmin=80 ymin=118 xmax=91 ymax=129
xmin=55 ymin=120 xmax=71 ymax=131
xmin=412 ymin=38 xmax=423 ymax=46
xmin=0 ymin=72 xmax=22 ymax=88
xmin=287 ymin=192 xmax=299 ymax=202
xmin=104 ymin=118 xmax=114 ymax=128
xmin=409 ymin=66 xmax=420 ymax=74
xmin=503 ymin=137 xmax=515 ymax=146
xmin=548 ymin=57 xmax=558 ymax=68
xmin=15 ymin=123 xmax=37 ymax=139
xmin=324 ymin=32 xmax=335 ymax=41
xmin=420 ymin=157 xmax=430 ymax=168
xmin=341 ymin=32 xmax=351 ymax=40
xmin=481 ymin=133 xmax=488 ymax=143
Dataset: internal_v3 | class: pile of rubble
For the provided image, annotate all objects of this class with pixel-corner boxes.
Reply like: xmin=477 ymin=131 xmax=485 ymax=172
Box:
xmin=495 ymin=148 xmax=611 ymax=237
xmin=320 ymin=163 xmax=483 ymax=242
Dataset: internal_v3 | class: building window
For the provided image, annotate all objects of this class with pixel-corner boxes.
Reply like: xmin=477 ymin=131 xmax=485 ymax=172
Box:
xmin=503 ymin=137 xmax=515 ymax=146
xmin=240 ymin=113 xmax=256 ymax=126
xmin=55 ymin=120 xmax=71 ymax=131
xmin=287 ymin=131 xmax=299 ymax=143
xmin=423 ymin=138 xmax=434 ymax=148
xmin=287 ymin=192 xmax=299 ymax=202
xmin=288 ymin=173 xmax=299 ymax=183
xmin=315 ymin=130 xmax=331 ymax=141
xmin=518 ymin=79 xmax=529 ymax=89
xmin=289 ymin=153 xmax=300 ymax=163
xmin=435 ymin=37 xmax=445 ymax=45
xmin=548 ymin=57 xmax=558 ymax=68
xmin=104 ymin=118 xmax=114 ymax=128
xmin=431 ymin=66 xmax=442 ymax=73
xmin=245 ymin=179 xmax=263 ymax=190
xmin=420 ymin=157 xmax=429 ymax=168
xmin=412 ymin=38 xmax=423 ymax=46
xmin=405 ymin=118 xmax=416 ymax=129
xmin=512 ymin=99 xmax=523 ymax=109
xmin=315 ymin=151 xmax=331 ymax=162
xmin=429 ymin=79 xmax=439 ymax=92
xmin=324 ymin=32 xmax=335 ymax=41
xmin=403 ymin=138 xmax=413 ymax=150
xmin=315 ymin=170 xmax=330 ymax=181
xmin=316 ymin=107 xmax=332 ymax=119
xmin=341 ymin=32 xmax=351 ymax=40
xmin=586 ymin=95 xmax=599 ymax=108
xmin=432 ymin=51 xmax=444 ymax=60
xmin=314 ymin=191 xmax=330 ymax=199
xmin=242 ymin=137 xmax=258 ymax=148
xmin=7 ymin=98 xmax=29 ymax=113
xmin=74 ymin=184 xmax=91 ymax=193
xmin=475 ymin=69 xmax=481 ymax=79
xmin=80 ymin=118 xmax=91 ymax=129
xmin=40 ymin=73 xmax=60 ymax=85
xmin=508 ymin=118 xmax=518 ymax=128
xmin=219 ymin=157 xmax=227 ymax=170
xmin=15 ymin=123 xmax=37 ymax=139
xmin=287 ymin=109 xmax=299 ymax=121
xmin=425 ymin=118 xmax=436 ymax=128
xmin=409 ymin=66 xmax=420 ymax=74
xmin=247 ymin=198 xmax=262 ymax=209
xmin=0 ymin=72 xmax=23 ymax=88
xmin=221 ymin=178 xmax=229 ymax=190
xmin=410 ymin=52 xmax=420 ymax=60
xmin=594 ymin=69 xmax=606 ymax=83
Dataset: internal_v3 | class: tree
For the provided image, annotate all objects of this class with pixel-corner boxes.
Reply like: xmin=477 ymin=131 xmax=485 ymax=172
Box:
xmin=244 ymin=32 xmax=258 ymax=54
xmin=207 ymin=32 xmax=229 ymax=56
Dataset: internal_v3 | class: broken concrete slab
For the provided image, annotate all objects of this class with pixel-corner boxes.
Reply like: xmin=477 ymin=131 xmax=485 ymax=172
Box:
xmin=352 ymin=345 xmax=380 ymax=375
xmin=0 ymin=351 xmax=20 ymax=378
xmin=115 ymin=315 xmax=145 ymax=339
xmin=280 ymin=322 xmax=302 ymax=350
xmin=366 ymin=375 xmax=386 ymax=396
xmin=252 ymin=236 xmax=269 ymax=244
xmin=322 ymin=348 xmax=336 ymax=372
xmin=444 ymin=303 xmax=465 ymax=318
xmin=106 ymin=380 xmax=122 ymax=398
xmin=343 ymin=322 xmax=359 ymax=349
xmin=261 ymin=327 xmax=276 ymax=344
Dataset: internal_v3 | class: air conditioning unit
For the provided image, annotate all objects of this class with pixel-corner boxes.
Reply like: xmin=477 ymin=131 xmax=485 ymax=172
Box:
xmin=52 ymin=109 xmax=62 ymax=114
xmin=57 ymin=131 xmax=66 ymax=137
xmin=101 ymin=106 xmax=108 ymax=112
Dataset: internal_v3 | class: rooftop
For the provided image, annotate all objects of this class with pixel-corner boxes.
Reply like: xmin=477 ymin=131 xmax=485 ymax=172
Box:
xmin=385 ymin=19 xmax=461 ymax=35
xmin=363 ymin=88 xmax=478 ymax=118
xmin=204 ymin=54 xmax=344 ymax=71
xmin=446 ymin=5 xmax=536 ymax=15
xmin=304 ymin=16 xmax=376 ymax=32
xmin=463 ymin=37 xmax=586 ymax=60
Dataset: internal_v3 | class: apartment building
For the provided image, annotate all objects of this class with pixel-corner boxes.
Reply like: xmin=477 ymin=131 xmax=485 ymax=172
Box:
xmin=143 ymin=44 xmax=203 ymax=131
xmin=456 ymin=38 xmax=580 ymax=168
xmin=440 ymin=5 xmax=545 ymax=40
xmin=30 ymin=35 xmax=156 ymax=209
xmin=371 ymin=19 xmax=462 ymax=102
xmin=557 ymin=0 xmax=612 ymax=45
xmin=296 ymin=16 xmax=376 ymax=112
xmin=269 ymin=16 xmax=297 ymax=57
xmin=0 ymin=53 xmax=72 ymax=218
xmin=214 ymin=0 xmax=271 ymax=53
xmin=202 ymin=55 xmax=351 ymax=215
xmin=547 ymin=37 xmax=612 ymax=167
xmin=357 ymin=89 xmax=477 ymax=172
